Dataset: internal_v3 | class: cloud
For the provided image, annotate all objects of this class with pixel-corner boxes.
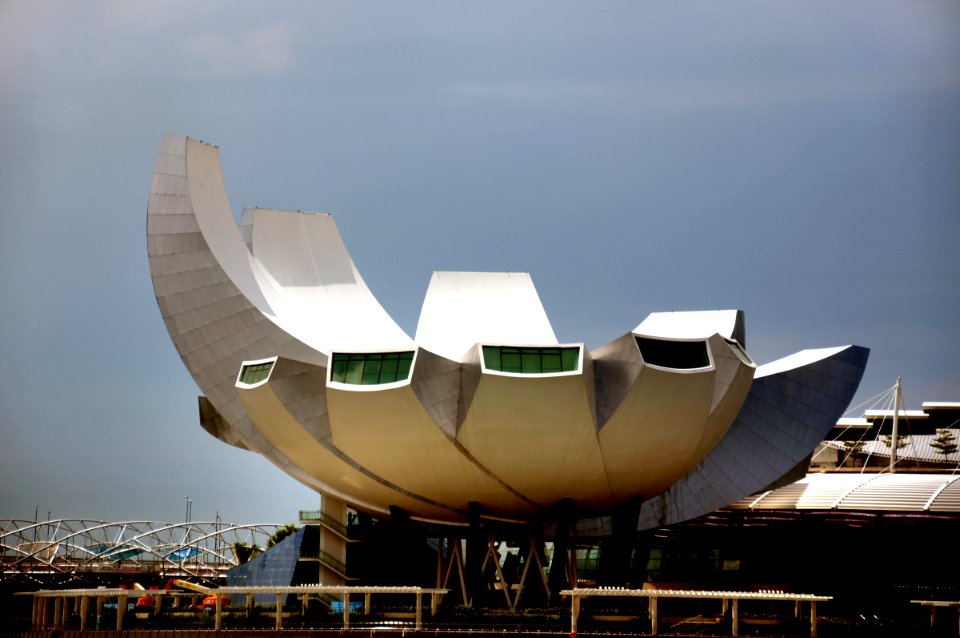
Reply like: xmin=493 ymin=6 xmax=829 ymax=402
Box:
xmin=181 ymin=23 xmax=295 ymax=77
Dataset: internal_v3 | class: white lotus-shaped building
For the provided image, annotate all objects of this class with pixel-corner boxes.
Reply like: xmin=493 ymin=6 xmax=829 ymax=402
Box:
xmin=147 ymin=134 xmax=869 ymax=529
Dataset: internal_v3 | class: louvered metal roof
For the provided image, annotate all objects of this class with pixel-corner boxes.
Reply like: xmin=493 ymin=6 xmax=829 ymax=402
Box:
xmin=732 ymin=473 xmax=960 ymax=512
xmin=822 ymin=432 xmax=960 ymax=465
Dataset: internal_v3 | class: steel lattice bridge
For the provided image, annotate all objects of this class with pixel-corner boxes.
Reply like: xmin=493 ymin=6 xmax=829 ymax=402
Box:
xmin=0 ymin=519 xmax=286 ymax=586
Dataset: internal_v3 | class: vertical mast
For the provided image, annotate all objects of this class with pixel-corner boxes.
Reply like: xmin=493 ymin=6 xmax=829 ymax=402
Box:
xmin=890 ymin=376 xmax=901 ymax=473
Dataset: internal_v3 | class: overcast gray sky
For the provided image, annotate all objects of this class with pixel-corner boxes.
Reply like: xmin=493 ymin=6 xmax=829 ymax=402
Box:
xmin=1 ymin=1 xmax=958 ymax=525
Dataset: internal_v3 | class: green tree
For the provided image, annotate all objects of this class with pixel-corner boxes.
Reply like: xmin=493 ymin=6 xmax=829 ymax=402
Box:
xmin=266 ymin=524 xmax=300 ymax=548
xmin=881 ymin=434 xmax=910 ymax=450
xmin=232 ymin=541 xmax=261 ymax=564
xmin=930 ymin=428 xmax=958 ymax=459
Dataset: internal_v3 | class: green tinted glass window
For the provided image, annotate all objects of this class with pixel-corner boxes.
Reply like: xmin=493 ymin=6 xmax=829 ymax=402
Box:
xmin=331 ymin=357 xmax=348 ymax=382
xmin=482 ymin=346 xmax=580 ymax=374
xmin=521 ymin=350 xmax=540 ymax=372
xmin=239 ymin=361 xmax=275 ymax=385
xmin=501 ymin=348 xmax=522 ymax=372
xmin=330 ymin=351 xmax=415 ymax=385
xmin=395 ymin=352 xmax=414 ymax=380
xmin=345 ymin=357 xmax=364 ymax=384
xmin=561 ymin=348 xmax=580 ymax=372
xmin=541 ymin=349 xmax=562 ymax=373
xmin=361 ymin=357 xmax=382 ymax=385
xmin=379 ymin=357 xmax=399 ymax=381
xmin=484 ymin=347 xmax=501 ymax=370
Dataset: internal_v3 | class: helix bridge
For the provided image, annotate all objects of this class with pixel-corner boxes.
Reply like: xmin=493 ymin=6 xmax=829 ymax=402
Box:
xmin=0 ymin=519 xmax=285 ymax=587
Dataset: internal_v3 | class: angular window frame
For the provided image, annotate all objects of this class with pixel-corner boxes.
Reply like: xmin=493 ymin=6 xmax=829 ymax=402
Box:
xmin=481 ymin=344 xmax=583 ymax=377
xmin=634 ymin=336 xmax=712 ymax=371
xmin=329 ymin=351 xmax=416 ymax=387
xmin=236 ymin=357 xmax=277 ymax=388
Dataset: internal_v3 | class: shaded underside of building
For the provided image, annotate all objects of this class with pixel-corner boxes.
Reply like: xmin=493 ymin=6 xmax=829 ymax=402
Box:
xmin=220 ymin=472 xmax=960 ymax=616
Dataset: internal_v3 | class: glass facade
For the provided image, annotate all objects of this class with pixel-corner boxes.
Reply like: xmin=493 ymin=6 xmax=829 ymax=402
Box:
xmin=239 ymin=361 xmax=275 ymax=385
xmin=330 ymin=351 xmax=415 ymax=385
xmin=482 ymin=346 xmax=580 ymax=374
xmin=635 ymin=337 xmax=710 ymax=370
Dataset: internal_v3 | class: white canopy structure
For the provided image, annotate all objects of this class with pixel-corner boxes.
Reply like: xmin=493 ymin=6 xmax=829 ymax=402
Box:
xmin=147 ymin=134 xmax=869 ymax=528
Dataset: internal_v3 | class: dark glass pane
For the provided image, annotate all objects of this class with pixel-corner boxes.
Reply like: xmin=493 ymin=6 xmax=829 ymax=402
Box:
xmin=241 ymin=362 xmax=274 ymax=384
xmin=361 ymin=358 xmax=382 ymax=385
xmin=635 ymin=337 xmax=709 ymax=369
xmin=345 ymin=359 xmax=364 ymax=384
xmin=561 ymin=348 xmax=579 ymax=372
xmin=395 ymin=355 xmax=412 ymax=380
xmin=501 ymin=351 xmax=522 ymax=372
xmin=541 ymin=350 xmax=562 ymax=373
xmin=521 ymin=351 xmax=541 ymax=373
xmin=379 ymin=358 xmax=399 ymax=382
xmin=331 ymin=357 xmax=348 ymax=383
xmin=482 ymin=346 xmax=501 ymax=371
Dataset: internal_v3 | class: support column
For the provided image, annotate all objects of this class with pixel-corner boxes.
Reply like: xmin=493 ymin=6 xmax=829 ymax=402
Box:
xmin=53 ymin=597 xmax=62 ymax=629
xmin=79 ymin=596 xmax=90 ymax=630
xmin=481 ymin=533 xmax=514 ymax=609
xmin=649 ymin=596 xmax=658 ymax=636
xmin=465 ymin=502 xmax=484 ymax=607
xmin=732 ymin=598 xmax=740 ymax=637
xmin=514 ymin=529 xmax=550 ymax=609
xmin=117 ymin=594 xmax=127 ymax=631
xmin=441 ymin=535 xmax=469 ymax=606
xmin=597 ymin=499 xmax=641 ymax=587
xmin=275 ymin=592 xmax=283 ymax=630
xmin=343 ymin=592 xmax=350 ymax=628
xmin=415 ymin=592 xmax=422 ymax=630
xmin=810 ymin=601 xmax=818 ymax=638
xmin=319 ymin=494 xmax=348 ymax=587
xmin=215 ymin=593 xmax=222 ymax=630
xmin=570 ymin=594 xmax=580 ymax=636
xmin=547 ymin=498 xmax=575 ymax=605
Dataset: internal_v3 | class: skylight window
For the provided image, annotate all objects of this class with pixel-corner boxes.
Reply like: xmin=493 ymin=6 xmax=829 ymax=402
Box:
xmin=330 ymin=351 xmax=415 ymax=385
xmin=239 ymin=361 xmax=275 ymax=385
xmin=635 ymin=337 xmax=710 ymax=370
xmin=482 ymin=346 xmax=580 ymax=374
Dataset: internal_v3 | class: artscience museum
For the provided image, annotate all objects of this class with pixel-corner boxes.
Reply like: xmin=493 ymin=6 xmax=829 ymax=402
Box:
xmin=147 ymin=134 xmax=868 ymax=589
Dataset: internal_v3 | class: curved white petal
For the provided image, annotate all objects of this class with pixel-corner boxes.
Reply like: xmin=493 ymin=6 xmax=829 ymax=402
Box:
xmin=415 ymin=271 xmax=557 ymax=362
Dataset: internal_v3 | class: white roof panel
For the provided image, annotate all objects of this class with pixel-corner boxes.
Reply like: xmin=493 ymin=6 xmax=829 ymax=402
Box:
xmin=415 ymin=271 xmax=557 ymax=361
xmin=633 ymin=310 xmax=741 ymax=340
